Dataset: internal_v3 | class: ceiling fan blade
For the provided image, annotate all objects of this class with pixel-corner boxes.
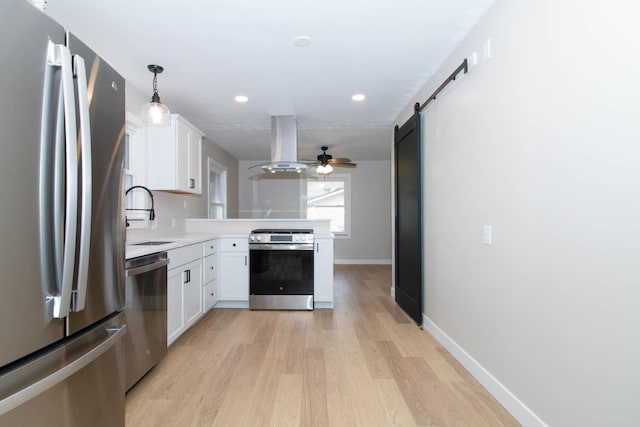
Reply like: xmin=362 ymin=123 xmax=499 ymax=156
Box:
xmin=328 ymin=158 xmax=353 ymax=164
xmin=333 ymin=162 xmax=357 ymax=167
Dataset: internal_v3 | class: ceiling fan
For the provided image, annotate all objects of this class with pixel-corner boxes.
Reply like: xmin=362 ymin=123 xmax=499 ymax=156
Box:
xmin=305 ymin=146 xmax=357 ymax=175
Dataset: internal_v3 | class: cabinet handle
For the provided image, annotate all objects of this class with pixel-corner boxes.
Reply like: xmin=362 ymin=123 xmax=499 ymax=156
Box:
xmin=184 ymin=269 xmax=191 ymax=283
xmin=245 ymin=256 xmax=247 ymax=266
xmin=316 ymin=243 xmax=319 ymax=253
xmin=189 ymin=178 xmax=195 ymax=189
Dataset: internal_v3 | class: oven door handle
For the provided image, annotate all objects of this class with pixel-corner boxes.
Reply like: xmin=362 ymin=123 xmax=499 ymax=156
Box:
xmin=249 ymin=243 xmax=314 ymax=251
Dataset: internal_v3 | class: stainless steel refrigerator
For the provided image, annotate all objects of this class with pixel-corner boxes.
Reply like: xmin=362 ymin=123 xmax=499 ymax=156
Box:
xmin=0 ymin=1 xmax=127 ymax=425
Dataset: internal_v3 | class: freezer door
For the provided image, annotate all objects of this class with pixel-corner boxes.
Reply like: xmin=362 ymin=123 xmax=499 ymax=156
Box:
xmin=66 ymin=33 xmax=126 ymax=335
xmin=0 ymin=313 xmax=126 ymax=427
xmin=0 ymin=0 xmax=67 ymax=368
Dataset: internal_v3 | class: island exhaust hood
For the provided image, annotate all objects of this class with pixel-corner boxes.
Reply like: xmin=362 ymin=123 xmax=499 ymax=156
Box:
xmin=261 ymin=116 xmax=308 ymax=173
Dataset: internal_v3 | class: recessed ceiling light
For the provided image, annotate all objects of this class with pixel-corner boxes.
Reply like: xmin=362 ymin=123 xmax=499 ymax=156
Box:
xmin=352 ymin=93 xmax=366 ymax=102
xmin=294 ymin=36 xmax=312 ymax=47
xmin=234 ymin=95 xmax=249 ymax=103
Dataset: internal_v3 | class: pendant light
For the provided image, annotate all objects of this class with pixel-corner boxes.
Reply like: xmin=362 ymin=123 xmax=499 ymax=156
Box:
xmin=141 ymin=64 xmax=171 ymax=126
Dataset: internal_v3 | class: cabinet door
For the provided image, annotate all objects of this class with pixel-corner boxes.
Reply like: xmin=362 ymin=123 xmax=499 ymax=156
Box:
xmin=188 ymin=131 xmax=201 ymax=193
xmin=314 ymin=238 xmax=334 ymax=303
xmin=167 ymin=268 xmax=184 ymax=346
xmin=183 ymin=259 xmax=203 ymax=328
xmin=204 ymin=279 xmax=218 ymax=312
xmin=218 ymin=252 xmax=249 ymax=301
xmin=176 ymin=120 xmax=190 ymax=192
xmin=203 ymin=253 xmax=216 ymax=284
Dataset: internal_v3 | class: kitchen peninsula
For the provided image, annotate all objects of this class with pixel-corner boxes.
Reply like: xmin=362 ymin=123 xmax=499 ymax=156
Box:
xmin=126 ymin=219 xmax=334 ymax=345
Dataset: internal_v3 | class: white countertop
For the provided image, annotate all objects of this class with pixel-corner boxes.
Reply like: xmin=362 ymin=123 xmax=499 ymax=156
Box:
xmin=125 ymin=233 xmax=246 ymax=259
xmin=126 ymin=230 xmax=334 ymax=260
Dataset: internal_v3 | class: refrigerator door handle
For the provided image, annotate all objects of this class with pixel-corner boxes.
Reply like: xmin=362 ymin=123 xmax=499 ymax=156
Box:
xmin=0 ymin=325 xmax=126 ymax=417
xmin=39 ymin=41 xmax=61 ymax=318
xmin=51 ymin=43 xmax=78 ymax=319
xmin=70 ymin=54 xmax=92 ymax=313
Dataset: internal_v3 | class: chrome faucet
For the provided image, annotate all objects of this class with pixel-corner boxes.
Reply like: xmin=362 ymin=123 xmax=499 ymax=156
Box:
xmin=125 ymin=185 xmax=155 ymax=227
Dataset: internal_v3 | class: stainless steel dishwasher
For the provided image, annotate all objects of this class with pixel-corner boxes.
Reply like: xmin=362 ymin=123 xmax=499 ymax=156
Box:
xmin=124 ymin=252 xmax=169 ymax=391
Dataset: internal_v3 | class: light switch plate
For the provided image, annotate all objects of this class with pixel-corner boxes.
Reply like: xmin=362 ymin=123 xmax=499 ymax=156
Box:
xmin=483 ymin=225 xmax=493 ymax=245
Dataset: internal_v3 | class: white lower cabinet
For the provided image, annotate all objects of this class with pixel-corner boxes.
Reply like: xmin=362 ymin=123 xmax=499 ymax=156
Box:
xmin=183 ymin=259 xmax=203 ymax=328
xmin=217 ymin=238 xmax=249 ymax=303
xmin=167 ymin=267 xmax=185 ymax=346
xmin=202 ymin=239 xmax=218 ymax=312
xmin=167 ymin=244 xmax=203 ymax=346
xmin=314 ymin=236 xmax=334 ymax=306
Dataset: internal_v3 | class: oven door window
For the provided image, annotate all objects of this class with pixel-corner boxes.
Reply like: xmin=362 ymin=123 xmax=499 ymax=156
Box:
xmin=250 ymin=249 xmax=314 ymax=295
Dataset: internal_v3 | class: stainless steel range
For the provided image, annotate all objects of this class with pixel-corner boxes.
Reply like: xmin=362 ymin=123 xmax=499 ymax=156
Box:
xmin=249 ymin=229 xmax=314 ymax=310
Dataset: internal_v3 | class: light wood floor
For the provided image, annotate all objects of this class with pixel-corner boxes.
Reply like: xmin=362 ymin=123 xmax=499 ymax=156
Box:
xmin=125 ymin=265 xmax=519 ymax=426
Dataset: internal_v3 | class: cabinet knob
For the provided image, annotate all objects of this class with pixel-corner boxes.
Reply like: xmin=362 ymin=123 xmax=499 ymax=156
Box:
xmin=210 ymin=266 xmax=214 ymax=270
xmin=232 ymin=243 xmax=236 ymax=247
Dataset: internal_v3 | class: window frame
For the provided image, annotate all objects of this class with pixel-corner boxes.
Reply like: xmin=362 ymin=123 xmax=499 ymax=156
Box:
xmin=207 ymin=157 xmax=228 ymax=219
xmin=306 ymin=173 xmax=351 ymax=238
xmin=124 ymin=113 xmax=149 ymax=229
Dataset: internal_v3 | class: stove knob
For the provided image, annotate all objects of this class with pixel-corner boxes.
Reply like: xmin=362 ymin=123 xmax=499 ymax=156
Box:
xmin=249 ymin=235 xmax=255 ymax=241
xmin=257 ymin=236 xmax=262 ymax=241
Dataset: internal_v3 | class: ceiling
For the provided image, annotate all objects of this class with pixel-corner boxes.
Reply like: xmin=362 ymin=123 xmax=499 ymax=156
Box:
xmin=44 ymin=0 xmax=494 ymax=162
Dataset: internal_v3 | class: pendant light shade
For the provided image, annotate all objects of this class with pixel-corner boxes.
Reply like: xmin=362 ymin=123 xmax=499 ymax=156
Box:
xmin=142 ymin=64 xmax=170 ymax=126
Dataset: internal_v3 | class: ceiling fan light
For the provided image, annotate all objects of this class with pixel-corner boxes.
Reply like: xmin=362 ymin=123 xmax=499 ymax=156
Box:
xmin=316 ymin=164 xmax=333 ymax=175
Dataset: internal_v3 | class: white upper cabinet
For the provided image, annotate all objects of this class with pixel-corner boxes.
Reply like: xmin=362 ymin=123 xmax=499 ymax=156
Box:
xmin=145 ymin=114 xmax=203 ymax=194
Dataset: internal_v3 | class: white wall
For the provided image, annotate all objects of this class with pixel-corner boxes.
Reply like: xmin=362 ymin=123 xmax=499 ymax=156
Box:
xmin=239 ymin=160 xmax=392 ymax=262
xmin=394 ymin=1 xmax=640 ymax=426
xmin=125 ymin=82 xmax=239 ymax=241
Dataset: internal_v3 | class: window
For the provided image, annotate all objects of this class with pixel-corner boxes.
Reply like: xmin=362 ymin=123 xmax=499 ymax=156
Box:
xmin=306 ymin=174 xmax=350 ymax=237
xmin=123 ymin=113 xmax=148 ymax=228
xmin=208 ymin=158 xmax=227 ymax=218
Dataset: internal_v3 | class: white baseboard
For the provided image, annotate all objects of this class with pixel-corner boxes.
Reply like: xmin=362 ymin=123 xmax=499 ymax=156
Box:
xmin=334 ymin=259 xmax=392 ymax=265
xmin=423 ymin=315 xmax=547 ymax=427
xmin=390 ymin=286 xmax=395 ymax=298
xmin=214 ymin=301 xmax=249 ymax=309
xmin=314 ymin=301 xmax=334 ymax=309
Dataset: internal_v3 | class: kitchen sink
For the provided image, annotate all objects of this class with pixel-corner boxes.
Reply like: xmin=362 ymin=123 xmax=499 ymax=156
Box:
xmin=130 ymin=241 xmax=174 ymax=246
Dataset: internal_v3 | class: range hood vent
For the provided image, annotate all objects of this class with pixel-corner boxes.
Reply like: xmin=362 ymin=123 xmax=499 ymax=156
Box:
xmin=261 ymin=116 xmax=307 ymax=173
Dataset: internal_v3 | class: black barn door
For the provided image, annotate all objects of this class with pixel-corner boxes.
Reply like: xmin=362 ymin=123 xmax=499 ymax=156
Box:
xmin=394 ymin=104 xmax=422 ymax=325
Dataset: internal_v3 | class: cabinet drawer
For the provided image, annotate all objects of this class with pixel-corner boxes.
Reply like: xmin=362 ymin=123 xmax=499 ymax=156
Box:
xmin=218 ymin=238 xmax=248 ymax=252
xmin=204 ymin=254 xmax=217 ymax=283
xmin=167 ymin=244 xmax=200 ymax=270
xmin=203 ymin=239 xmax=217 ymax=257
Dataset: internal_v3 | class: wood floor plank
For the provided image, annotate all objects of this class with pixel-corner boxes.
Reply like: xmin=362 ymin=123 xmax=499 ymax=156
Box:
xmin=270 ymin=374 xmax=303 ymax=427
xmin=125 ymin=265 xmax=519 ymax=427
xmin=372 ymin=378 xmax=420 ymax=427
xmin=284 ymin=320 xmax=307 ymax=374
xmin=301 ymin=348 xmax=329 ymax=426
